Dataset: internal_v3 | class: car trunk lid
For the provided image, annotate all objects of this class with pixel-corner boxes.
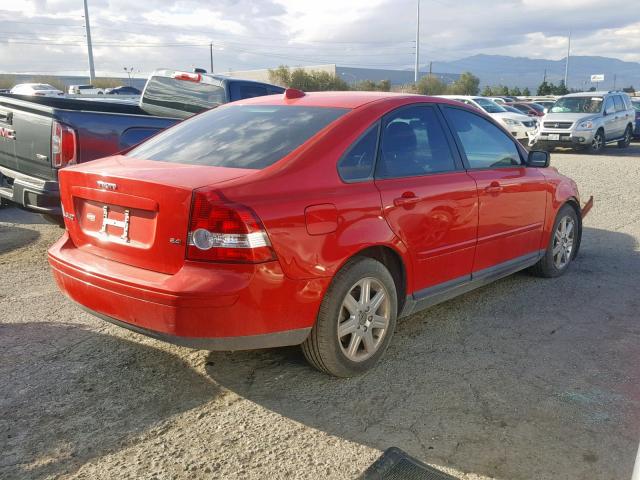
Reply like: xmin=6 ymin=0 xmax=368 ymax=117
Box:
xmin=59 ymin=155 xmax=254 ymax=274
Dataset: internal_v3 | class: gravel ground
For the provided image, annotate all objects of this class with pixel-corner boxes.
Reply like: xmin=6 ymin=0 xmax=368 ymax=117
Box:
xmin=1 ymin=144 xmax=639 ymax=480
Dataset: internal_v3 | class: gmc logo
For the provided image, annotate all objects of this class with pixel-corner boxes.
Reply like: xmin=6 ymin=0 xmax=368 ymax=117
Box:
xmin=0 ymin=127 xmax=16 ymax=140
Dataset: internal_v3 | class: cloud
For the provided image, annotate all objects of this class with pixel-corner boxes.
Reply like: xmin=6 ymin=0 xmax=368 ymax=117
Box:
xmin=0 ymin=0 xmax=638 ymax=77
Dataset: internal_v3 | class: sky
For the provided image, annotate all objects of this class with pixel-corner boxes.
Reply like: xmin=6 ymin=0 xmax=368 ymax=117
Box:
xmin=1 ymin=0 xmax=639 ymax=77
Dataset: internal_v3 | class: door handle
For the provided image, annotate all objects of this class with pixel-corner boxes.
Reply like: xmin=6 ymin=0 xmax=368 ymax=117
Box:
xmin=394 ymin=192 xmax=420 ymax=207
xmin=485 ymin=182 xmax=503 ymax=194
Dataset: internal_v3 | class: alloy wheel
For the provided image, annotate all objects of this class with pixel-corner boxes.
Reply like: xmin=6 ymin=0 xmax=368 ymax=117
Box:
xmin=591 ymin=133 xmax=603 ymax=152
xmin=337 ymin=277 xmax=391 ymax=362
xmin=552 ymin=215 xmax=576 ymax=270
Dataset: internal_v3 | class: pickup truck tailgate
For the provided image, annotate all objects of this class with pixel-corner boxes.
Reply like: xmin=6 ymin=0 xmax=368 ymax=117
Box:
xmin=0 ymin=101 xmax=53 ymax=181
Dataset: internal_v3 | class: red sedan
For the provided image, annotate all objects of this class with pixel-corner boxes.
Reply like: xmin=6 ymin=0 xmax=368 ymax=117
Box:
xmin=48 ymin=90 xmax=589 ymax=377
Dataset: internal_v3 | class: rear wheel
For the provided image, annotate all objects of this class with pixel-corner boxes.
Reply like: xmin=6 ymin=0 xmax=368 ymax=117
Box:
xmin=302 ymin=257 xmax=397 ymax=377
xmin=530 ymin=204 xmax=579 ymax=278
xmin=618 ymin=125 xmax=632 ymax=148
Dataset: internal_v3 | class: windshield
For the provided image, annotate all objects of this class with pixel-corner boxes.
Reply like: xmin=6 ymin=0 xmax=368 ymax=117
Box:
xmin=474 ymin=98 xmax=507 ymax=113
xmin=128 ymin=105 xmax=348 ymax=169
xmin=551 ymin=96 xmax=603 ymax=114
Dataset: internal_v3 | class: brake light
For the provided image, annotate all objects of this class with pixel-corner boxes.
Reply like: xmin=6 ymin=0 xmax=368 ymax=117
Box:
xmin=51 ymin=121 xmax=77 ymax=168
xmin=173 ymin=71 xmax=201 ymax=83
xmin=187 ymin=188 xmax=276 ymax=263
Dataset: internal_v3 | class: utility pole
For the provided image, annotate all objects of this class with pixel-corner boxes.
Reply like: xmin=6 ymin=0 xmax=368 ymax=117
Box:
xmin=564 ymin=31 xmax=571 ymax=88
xmin=209 ymin=43 xmax=214 ymax=73
xmin=613 ymin=74 xmax=617 ymax=90
xmin=414 ymin=0 xmax=420 ymax=83
xmin=83 ymin=0 xmax=96 ymax=83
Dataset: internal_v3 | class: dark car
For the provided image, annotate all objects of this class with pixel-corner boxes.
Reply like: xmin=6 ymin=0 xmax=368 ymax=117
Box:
xmin=106 ymin=86 xmax=142 ymax=95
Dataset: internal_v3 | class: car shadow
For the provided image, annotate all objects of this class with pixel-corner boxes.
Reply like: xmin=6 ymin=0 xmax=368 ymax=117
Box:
xmin=0 ymin=322 xmax=220 ymax=480
xmin=0 ymin=224 xmax=40 ymax=255
xmin=0 ymin=205 xmax=50 ymax=225
xmin=205 ymin=226 xmax=640 ymax=480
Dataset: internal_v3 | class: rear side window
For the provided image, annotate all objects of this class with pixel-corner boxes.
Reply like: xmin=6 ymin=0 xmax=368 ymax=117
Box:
xmin=141 ymin=76 xmax=226 ymax=117
xmin=128 ymin=105 xmax=348 ymax=170
xmin=443 ymin=107 xmax=522 ymax=169
xmin=338 ymin=124 xmax=379 ymax=182
xmin=376 ymin=105 xmax=457 ymax=178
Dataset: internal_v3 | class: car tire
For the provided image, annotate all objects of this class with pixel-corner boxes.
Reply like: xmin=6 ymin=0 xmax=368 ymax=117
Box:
xmin=618 ymin=125 xmax=632 ymax=148
xmin=530 ymin=204 xmax=579 ymax=278
xmin=590 ymin=129 xmax=605 ymax=154
xmin=301 ymin=257 xmax=398 ymax=377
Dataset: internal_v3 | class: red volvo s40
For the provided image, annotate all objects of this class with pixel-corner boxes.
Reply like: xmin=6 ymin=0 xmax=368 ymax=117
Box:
xmin=48 ymin=90 xmax=590 ymax=377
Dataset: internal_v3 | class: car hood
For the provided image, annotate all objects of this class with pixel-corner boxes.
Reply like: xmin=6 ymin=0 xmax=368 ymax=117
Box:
xmin=490 ymin=112 xmax=532 ymax=122
xmin=543 ymin=112 xmax=599 ymax=123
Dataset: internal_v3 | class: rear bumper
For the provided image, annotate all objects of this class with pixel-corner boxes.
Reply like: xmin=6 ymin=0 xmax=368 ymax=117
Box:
xmin=534 ymin=132 xmax=589 ymax=149
xmin=0 ymin=165 xmax=61 ymax=214
xmin=48 ymin=233 xmax=328 ymax=350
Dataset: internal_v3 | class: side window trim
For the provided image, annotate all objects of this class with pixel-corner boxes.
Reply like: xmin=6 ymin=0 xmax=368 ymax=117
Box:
xmin=337 ymin=121 xmax=381 ymax=183
xmin=373 ymin=103 xmax=465 ymax=180
xmin=438 ymin=104 xmax=525 ymax=171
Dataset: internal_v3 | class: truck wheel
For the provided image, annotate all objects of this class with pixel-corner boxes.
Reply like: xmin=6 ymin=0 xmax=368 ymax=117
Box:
xmin=530 ymin=204 xmax=579 ymax=278
xmin=590 ymin=130 xmax=604 ymax=153
xmin=302 ymin=257 xmax=398 ymax=377
xmin=618 ymin=125 xmax=632 ymax=148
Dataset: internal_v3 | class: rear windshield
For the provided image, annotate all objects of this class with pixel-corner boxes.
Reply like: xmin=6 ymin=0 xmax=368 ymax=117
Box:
xmin=551 ymin=96 xmax=603 ymax=114
xmin=127 ymin=105 xmax=349 ymax=169
xmin=141 ymin=76 xmax=226 ymax=116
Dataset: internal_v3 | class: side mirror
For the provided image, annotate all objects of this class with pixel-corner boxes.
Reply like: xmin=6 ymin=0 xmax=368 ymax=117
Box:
xmin=527 ymin=150 xmax=550 ymax=168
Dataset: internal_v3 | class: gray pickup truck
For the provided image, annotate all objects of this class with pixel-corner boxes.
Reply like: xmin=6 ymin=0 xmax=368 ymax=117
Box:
xmin=0 ymin=70 xmax=283 ymax=218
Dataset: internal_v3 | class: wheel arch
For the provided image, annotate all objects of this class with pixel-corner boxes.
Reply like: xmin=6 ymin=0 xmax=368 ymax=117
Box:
xmin=340 ymin=244 xmax=408 ymax=316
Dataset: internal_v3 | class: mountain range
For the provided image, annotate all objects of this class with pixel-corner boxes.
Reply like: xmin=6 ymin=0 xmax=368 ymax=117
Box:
xmin=430 ymin=54 xmax=640 ymax=91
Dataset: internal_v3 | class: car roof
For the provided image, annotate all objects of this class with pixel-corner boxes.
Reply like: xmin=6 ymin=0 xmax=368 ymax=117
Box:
xmin=563 ymin=91 xmax=627 ymax=98
xmin=232 ymin=91 xmax=432 ymax=109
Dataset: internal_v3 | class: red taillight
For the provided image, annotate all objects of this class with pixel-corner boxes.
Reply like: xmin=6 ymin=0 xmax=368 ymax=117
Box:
xmin=187 ymin=188 xmax=276 ymax=263
xmin=173 ymin=71 xmax=201 ymax=83
xmin=52 ymin=121 xmax=77 ymax=168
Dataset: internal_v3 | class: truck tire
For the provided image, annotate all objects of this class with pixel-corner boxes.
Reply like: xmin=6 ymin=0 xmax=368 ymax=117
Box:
xmin=302 ymin=257 xmax=398 ymax=377
xmin=618 ymin=125 xmax=633 ymax=148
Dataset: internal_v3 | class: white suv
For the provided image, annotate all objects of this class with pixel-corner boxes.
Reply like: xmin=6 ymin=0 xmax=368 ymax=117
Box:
xmin=533 ymin=91 xmax=635 ymax=153
xmin=68 ymin=84 xmax=104 ymax=95
xmin=437 ymin=95 xmax=538 ymax=144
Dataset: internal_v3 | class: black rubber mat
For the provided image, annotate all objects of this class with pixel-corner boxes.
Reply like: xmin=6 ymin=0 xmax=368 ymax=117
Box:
xmin=358 ymin=447 xmax=458 ymax=480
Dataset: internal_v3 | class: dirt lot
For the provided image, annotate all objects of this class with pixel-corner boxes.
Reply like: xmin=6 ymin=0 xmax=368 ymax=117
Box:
xmin=1 ymin=145 xmax=639 ymax=480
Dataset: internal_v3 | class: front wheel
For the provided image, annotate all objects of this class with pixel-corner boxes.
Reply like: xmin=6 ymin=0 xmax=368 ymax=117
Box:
xmin=530 ymin=205 xmax=579 ymax=278
xmin=618 ymin=125 xmax=632 ymax=148
xmin=590 ymin=130 xmax=605 ymax=153
xmin=302 ymin=257 xmax=398 ymax=377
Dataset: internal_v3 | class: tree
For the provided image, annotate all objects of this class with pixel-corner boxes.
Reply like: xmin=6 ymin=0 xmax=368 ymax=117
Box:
xmin=623 ymin=86 xmax=636 ymax=94
xmin=268 ymin=66 xmax=350 ymax=91
xmin=415 ymin=75 xmax=448 ymax=95
xmin=522 ymin=87 xmax=531 ymax=96
xmin=509 ymin=86 xmax=522 ymax=96
xmin=553 ymin=80 xmax=569 ymax=96
xmin=481 ymin=85 xmax=493 ymax=96
xmin=448 ymin=71 xmax=480 ymax=95
xmin=537 ymin=81 xmax=554 ymax=96
xmin=354 ymin=79 xmax=391 ymax=92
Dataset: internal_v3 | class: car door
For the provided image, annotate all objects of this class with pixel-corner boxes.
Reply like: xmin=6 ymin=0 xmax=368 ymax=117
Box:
xmin=441 ymin=105 xmax=547 ymax=273
xmin=374 ymin=104 xmax=479 ymax=294
xmin=613 ymin=95 xmax=629 ymax=137
xmin=603 ymin=96 xmax=618 ymax=140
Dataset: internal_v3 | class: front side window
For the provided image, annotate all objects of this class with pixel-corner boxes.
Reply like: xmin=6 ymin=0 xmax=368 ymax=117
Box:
xmin=604 ymin=97 xmax=615 ymax=114
xmin=376 ymin=106 xmax=456 ymax=179
xmin=338 ymin=124 xmax=379 ymax=181
xmin=128 ymin=105 xmax=348 ymax=170
xmin=613 ymin=95 xmax=625 ymax=112
xmin=443 ymin=107 xmax=522 ymax=169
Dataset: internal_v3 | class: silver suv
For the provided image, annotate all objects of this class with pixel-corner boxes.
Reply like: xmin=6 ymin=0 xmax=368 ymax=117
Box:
xmin=534 ymin=91 xmax=635 ymax=153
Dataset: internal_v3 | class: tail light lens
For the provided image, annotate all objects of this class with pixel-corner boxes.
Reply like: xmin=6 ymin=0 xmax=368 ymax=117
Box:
xmin=187 ymin=188 xmax=276 ymax=263
xmin=173 ymin=71 xmax=201 ymax=82
xmin=52 ymin=121 xmax=77 ymax=168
